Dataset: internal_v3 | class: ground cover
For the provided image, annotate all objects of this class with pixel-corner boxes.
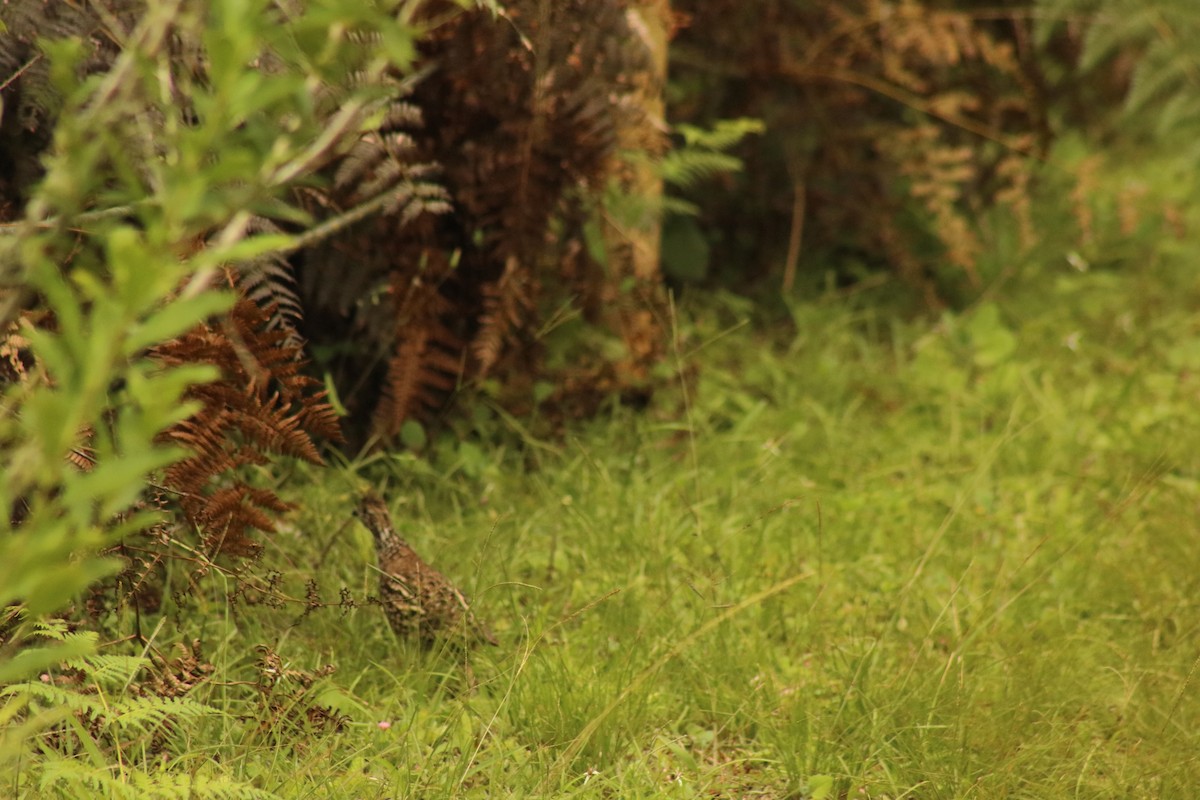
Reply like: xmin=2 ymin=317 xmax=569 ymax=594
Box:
xmin=121 ymin=255 xmax=1200 ymax=799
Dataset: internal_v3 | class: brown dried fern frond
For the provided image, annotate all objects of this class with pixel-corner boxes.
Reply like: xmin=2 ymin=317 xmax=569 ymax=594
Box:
xmin=145 ymin=640 xmax=214 ymax=699
xmin=472 ymin=255 xmax=535 ymax=378
xmin=153 ymin=297 xmax=343 ymax=558
xmin=287 ymin=0 xmax=664 ymax=447
xmin=372 ymin=320 xmax=465 ymax=441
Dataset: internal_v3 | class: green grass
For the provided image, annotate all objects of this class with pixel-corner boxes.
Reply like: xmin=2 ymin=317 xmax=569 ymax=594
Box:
xmin=17 ymin=258 xmax=1200 ymax=798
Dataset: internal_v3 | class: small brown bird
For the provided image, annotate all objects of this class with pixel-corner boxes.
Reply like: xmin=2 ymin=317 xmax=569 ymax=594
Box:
xmin=354 ymin=490 xmax=497 ymax=649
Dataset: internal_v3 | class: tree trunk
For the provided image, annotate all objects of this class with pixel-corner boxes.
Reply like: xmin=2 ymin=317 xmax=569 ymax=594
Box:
xmin=601 ymin=0 xmax=670 ymax=382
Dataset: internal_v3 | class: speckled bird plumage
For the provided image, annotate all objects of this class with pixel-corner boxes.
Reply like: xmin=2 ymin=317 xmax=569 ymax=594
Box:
xmin=355 ymin=491 xmax=497 ymax=648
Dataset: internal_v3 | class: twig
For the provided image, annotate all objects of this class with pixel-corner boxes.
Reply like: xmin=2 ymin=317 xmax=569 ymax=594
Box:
xmin=0 ymin=53 xmax=42 ymax=93
xmin=781 ymin=165 xmax=807 ymax=294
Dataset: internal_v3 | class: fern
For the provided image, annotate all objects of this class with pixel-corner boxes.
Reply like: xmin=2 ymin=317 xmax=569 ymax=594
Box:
xmin=1052 ymin=0 xmax=1200 ymax=138
xmin=12 ymin=681 xmax=212 ymax=736
xmin=61 ymin=654 xmax=146 ymax=688
xmin=472 ymin=255 xmax=534 ymax=378
xmin=624 ymin=118 xmax=765 ymax=217
xmin=292 ymin=0 xmax=667 ymax=446
xmin=234 ymin=219 xmax=305 ymax=348
xmin=663 ymin=150 xmax=742 ymax=192
xmin=35 ymin=759 xmax=279 ymax=800
xmin=2 ymin=652 xmax=216 ymax=782
xmin=151 ymin=297 xmax=342 ymax=557
xmin=372 ymin=320 xmax=465 ymax=441
xmin=1028 ymin=0 xmax=1200 ymax=264
xmin=675 ymin=117 xmax=766 ymax=152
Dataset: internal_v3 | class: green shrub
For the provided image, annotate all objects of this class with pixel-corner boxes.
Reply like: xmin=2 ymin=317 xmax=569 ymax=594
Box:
xmin=0 ymin=0 xmax=426 ymax=788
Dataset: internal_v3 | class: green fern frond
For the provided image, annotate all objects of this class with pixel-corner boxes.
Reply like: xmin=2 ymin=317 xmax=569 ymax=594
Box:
xmin=27 ymin=620 xmax=86 ymax=643
xmin=661 ymin=196 xmax=700 ymax=217
xmin=8 ymin=655 xmax=214 ymax=732
xmin=5 ymin=682 xmax=102 ymax=716
xmin=662 ymin=150 xmax=744 ymax=190
xmin=63 ymin=654 xmax=146 ymax=688
xmin=676 ymin=117 xmax=765 ymax=150
xmin=109 ymin=696 xmax=213 ymax=735
xmin=1045 ymin=0 xmax=1200 ymax=137
xmin=36 ymin=759 xmax=280 ymax=800
xmin=659 ymin=117 xmax=763 ymax=212
xmin=36 ymin=758 xmax=142 ymax=800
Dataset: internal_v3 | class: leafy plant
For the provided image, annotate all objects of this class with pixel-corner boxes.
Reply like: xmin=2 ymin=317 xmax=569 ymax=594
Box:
xmin=1037 ymin=0 xmax=1200 ymax=143
xmin=657 ymin=117 xmax=764 ymax=282
xmin=2 ymin=637 xmax=263 ymax=798
xmin=0 ymin=0 xmax=428 ymax=783
xmin=1027 ymin=0 xmax=1200 ymax=272
xmin=294 ymin=0 xmax=670 ymax=446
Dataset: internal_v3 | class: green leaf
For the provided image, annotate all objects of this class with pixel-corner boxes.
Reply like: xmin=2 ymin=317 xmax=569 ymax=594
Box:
xmin=805 ymin=774 xmax=835 ymax=800
xmin=23 ymin=557 xmax=123 ymax=616
xmin=662 ymin=216 xmax=710 ymax=283
xmin=194 ymin=234 xmax=294 ymax=272
xmin=26 ymin=260 xmax=85 ymax=367
xmin=106 ymin=226 xmax=167 ymax=313
xmin=583 ymin=218 xmax=608 ymax=266
xmin=323 ymin=373 xmax=349 ymax=416
xmin=0 ymin=638 xmax=98 ymax=685
xmin=63 ymin=450 xmax=181 ymax=517
xmin=124 ymin=291 xmax=233 ymax=354
xmin=400 ymin=419 xmax=427 ymax=450
xmin=533 ymin=381 xmax=556 ymax=404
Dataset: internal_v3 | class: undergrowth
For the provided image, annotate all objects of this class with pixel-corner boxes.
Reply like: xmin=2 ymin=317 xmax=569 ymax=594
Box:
xmin=11 ymin=244 xmax=1200 ymax=798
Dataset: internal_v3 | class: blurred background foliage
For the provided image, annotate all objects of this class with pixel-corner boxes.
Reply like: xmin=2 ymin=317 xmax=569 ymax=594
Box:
xmin=666 ymin=0 xmax=1197 ymax=300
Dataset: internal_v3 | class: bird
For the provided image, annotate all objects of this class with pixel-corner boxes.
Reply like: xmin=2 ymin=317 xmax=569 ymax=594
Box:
xmin=354 ymin=490 xmax=498 ymax=649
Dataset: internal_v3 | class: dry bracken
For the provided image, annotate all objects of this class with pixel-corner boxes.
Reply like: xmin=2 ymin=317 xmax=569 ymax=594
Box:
xmin=355 ymin=490 xmax=497 ymax=649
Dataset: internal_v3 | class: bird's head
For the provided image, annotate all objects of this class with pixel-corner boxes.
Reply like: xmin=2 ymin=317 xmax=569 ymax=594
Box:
xmin=353 ymin=490 xmax=395 ymax=545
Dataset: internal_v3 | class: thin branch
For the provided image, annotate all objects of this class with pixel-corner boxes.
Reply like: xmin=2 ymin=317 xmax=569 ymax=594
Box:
xmin=781 ymin=160 xmax=807 ymax=295
xmin=0 ymin=53 xmax=42 ymax=93
xmin=284 ymin=185 xmax=419 ymax=253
